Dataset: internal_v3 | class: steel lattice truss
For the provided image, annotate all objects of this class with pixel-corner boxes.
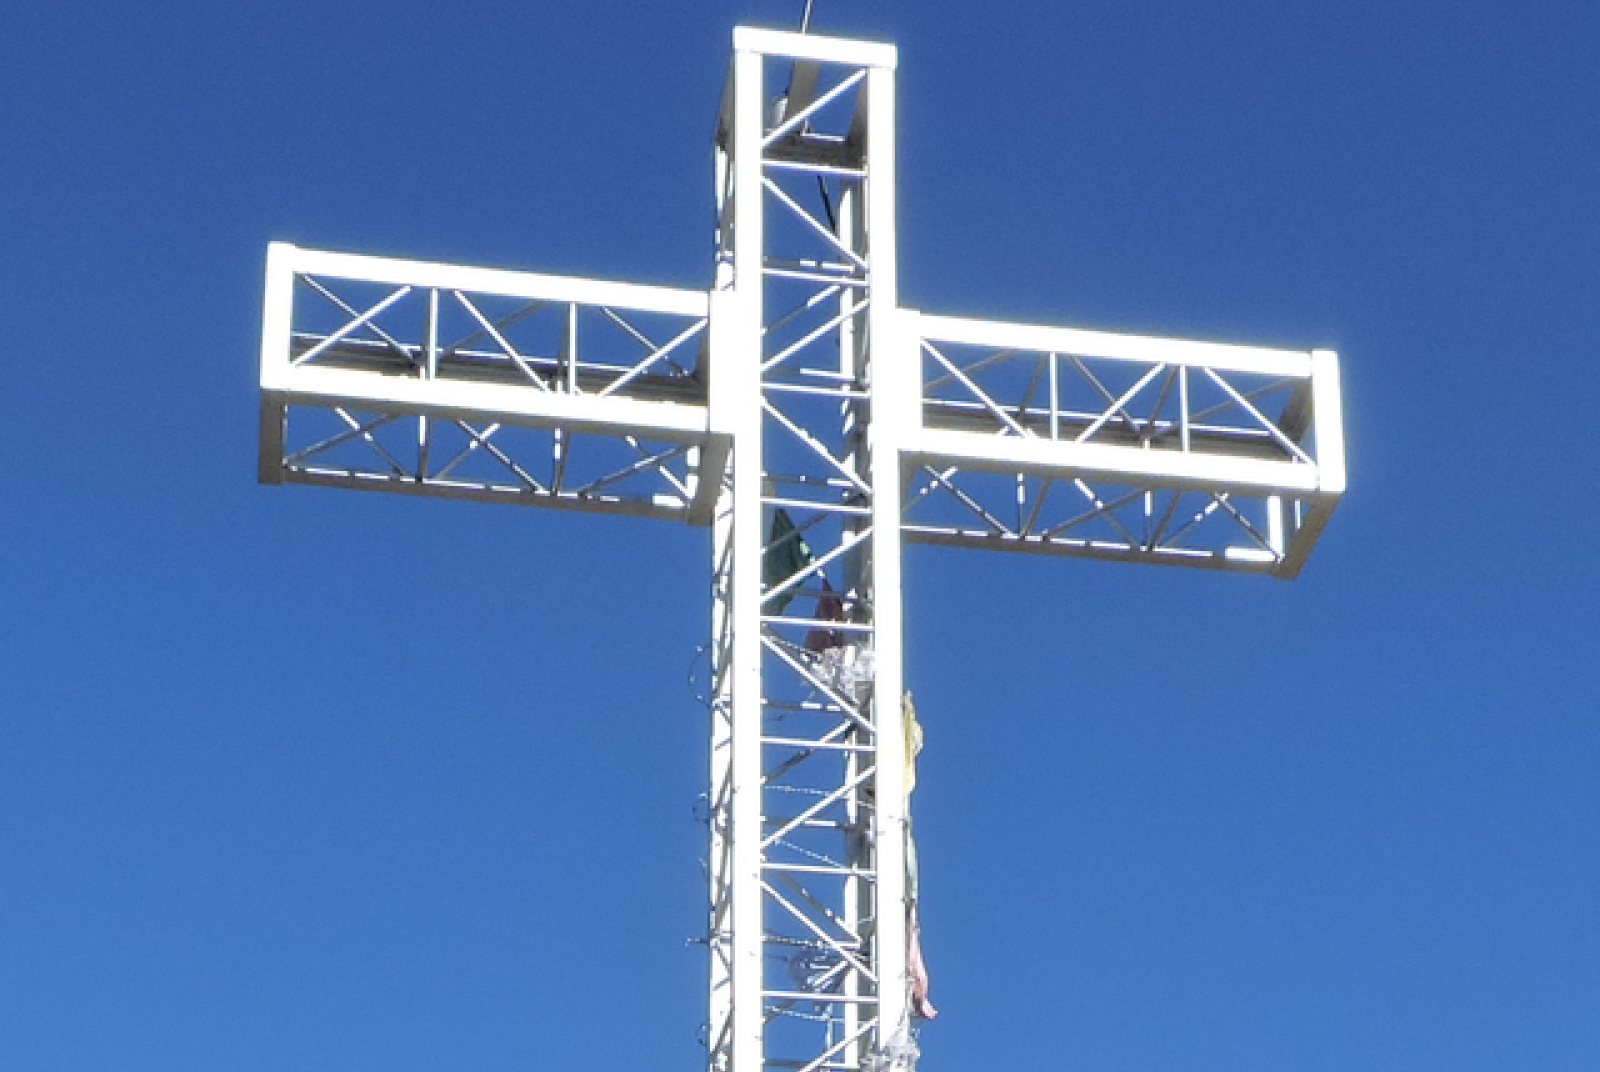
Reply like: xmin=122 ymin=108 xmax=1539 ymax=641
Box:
xmin=260 ymin=248 xmax=719 ymax=522
xmin=705 ymin=35 xmax=906 ymax=1072
xmin=904 ymin=315 xmax=1342 ymax=576
xmin=256 ymin=25 xmax=1344 ymax=1072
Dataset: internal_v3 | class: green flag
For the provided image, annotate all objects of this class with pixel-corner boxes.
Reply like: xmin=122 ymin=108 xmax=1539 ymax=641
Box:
xmin=763 ymin=508 xmax=813 ymax=614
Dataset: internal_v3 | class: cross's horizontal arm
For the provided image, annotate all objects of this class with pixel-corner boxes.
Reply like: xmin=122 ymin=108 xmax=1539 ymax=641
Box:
xmin=897 ymin=309 xmax=1344 ymax=578
xmin=258 ymin=242 xmax=728 ymax=523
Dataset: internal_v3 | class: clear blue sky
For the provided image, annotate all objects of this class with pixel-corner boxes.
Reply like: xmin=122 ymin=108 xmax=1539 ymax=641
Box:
xmin=3 ymin=1 xmax=1597 ymax=1070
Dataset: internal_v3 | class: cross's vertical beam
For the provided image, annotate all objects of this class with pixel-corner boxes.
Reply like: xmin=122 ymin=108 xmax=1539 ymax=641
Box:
xmin=707 ymin=28 xmax=909 ymax=1072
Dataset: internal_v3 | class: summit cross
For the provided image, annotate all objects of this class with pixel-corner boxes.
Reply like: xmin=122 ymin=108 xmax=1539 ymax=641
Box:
xmin=257 ymin=25 xmax=1345 ymax=1072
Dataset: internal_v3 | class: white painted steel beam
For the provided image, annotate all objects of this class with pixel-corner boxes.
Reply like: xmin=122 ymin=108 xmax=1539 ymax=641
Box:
xmin=916 ymin=312 xmax=1314 ymax=377
xmin=905 ymin=426 xmax=1321 ymax=495
xmin=733 ymin=27 xmax=897 ymax=70
xmin=265 ymin=363 xmax=712 ymax=439
xmin=274 ymin=242 xmax=709 ymax=317
xmin=724 ymin=39 xmax=766 ymax=1072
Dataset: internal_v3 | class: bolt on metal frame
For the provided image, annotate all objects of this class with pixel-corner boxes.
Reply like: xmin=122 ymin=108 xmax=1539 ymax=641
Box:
xmin=256 ymin=25 xmax=1344 ymax=1072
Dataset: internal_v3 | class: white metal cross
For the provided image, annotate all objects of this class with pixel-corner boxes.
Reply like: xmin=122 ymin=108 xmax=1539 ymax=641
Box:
xmin=258 ymin=26 xmax=1344 ymax=1072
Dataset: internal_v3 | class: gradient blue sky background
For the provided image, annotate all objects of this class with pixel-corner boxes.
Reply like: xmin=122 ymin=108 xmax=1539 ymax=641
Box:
xmin=3 ymin=2 xmax=1597 ymax=1070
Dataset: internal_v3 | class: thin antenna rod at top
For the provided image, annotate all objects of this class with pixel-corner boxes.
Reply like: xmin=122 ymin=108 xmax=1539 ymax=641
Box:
xmin=800 ymin=0 xmax=815 ymax=33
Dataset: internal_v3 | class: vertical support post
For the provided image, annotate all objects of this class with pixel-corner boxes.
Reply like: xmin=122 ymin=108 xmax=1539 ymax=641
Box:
xmin=726 ymin=40 xmax=769 ymax=1072
xmin=834 ymin=174 xmax=867 ymax=1066
xmin=1311 ymin=349 xmax=1346 ymax=500
xmin=257 ymin=242 xmax=295 ymax=486
xmin=706 ymin=476 xmax=734 ymax=1071
xmin=1276 ymin=349 xmax=1345 ymax=578
xmin=418 ymin=287 xmax=438 ymax=479
xmin=862 ymin=60 xmax=910 ymax=1048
